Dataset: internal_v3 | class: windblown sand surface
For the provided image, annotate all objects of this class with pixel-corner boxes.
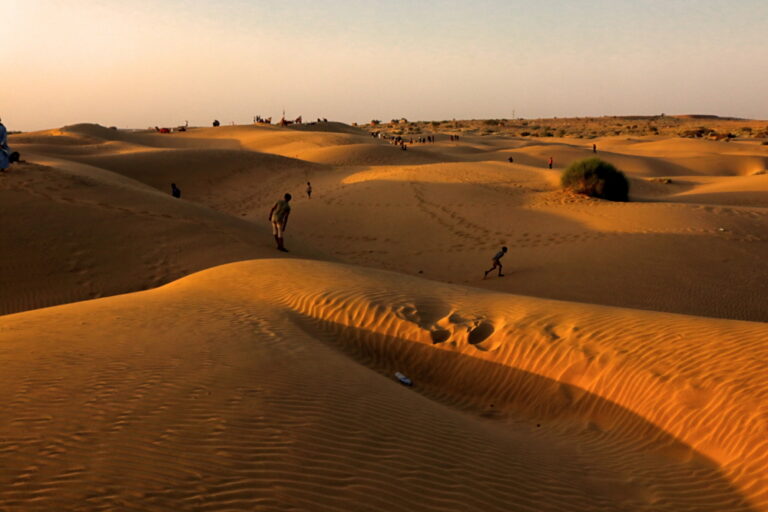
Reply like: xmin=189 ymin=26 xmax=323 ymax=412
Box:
xmin=1 ymin=122 xmax=767 ymax=510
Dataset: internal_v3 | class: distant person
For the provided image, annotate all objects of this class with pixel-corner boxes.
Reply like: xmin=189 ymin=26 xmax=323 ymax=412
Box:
xmin=171 ymin=183 xmax=181 ymax=198
xmin=269 ymin=193 xmax=292 ymax=252
xmin=483 ymin=247 xmax=508 ymax=279
xmin=306 ymin=181 xmax=312 ymax=199
xmin=592 ymin=143 xmax=597 ymax=153
xmin=508 ymin=156 xmax=514 ymax=163
xmin=212 ymin=119 xmax=220 ymax=127
xmin=548 ymin=156 xmax=553 ymax=169
xmin=0 ymin=117 xmax=12 ymax=171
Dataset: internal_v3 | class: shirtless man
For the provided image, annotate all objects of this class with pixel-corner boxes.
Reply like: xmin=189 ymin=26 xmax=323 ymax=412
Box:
xmin=269 ymin=193 xmax=292 ymax=252
xmin=483 ymin=246 xmax=508 ymax=279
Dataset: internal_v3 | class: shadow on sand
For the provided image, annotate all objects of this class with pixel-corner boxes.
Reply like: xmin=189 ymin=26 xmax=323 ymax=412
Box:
xmin=290 ymin=312 xmax=759 ymax=512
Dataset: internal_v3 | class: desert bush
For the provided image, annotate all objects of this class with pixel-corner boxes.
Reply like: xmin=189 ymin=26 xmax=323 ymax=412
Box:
xmin=680 ymin=126 xmax=717 ymax=138
xmin=520 ymin=131 xmax=530 ymax=136
xmin=561 ymin=158 xmax=629 ymax=202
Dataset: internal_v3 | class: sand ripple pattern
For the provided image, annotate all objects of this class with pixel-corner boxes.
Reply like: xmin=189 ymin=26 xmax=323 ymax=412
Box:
xmin=0 ymin=260 xmax=765 ymax=511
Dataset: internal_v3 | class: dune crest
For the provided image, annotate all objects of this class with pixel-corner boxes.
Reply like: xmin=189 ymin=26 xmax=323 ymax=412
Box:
xmin=0 ymin=259 xmax=765 ymax=510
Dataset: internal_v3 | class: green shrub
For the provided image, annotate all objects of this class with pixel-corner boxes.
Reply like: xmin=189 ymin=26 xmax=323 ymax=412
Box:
xmin=561 ymin=158 xmax=629 ymax=201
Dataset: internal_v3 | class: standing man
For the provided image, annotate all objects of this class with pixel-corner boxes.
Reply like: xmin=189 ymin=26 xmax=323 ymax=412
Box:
xmin=171 ymin=183 xmax=181 ymax=198
xmin=306 ymin=181 xmax=312 ymax=199
xmin=548 ymin=156 xmax=554 ymax=169
xmin=269 ymin=193 xmax=292 ymax=252
xmin=592 ymin=143 xmax=597 ymax=153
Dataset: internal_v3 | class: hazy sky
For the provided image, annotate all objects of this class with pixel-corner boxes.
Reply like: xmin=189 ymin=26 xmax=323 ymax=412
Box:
xmin=2 ymin=0 xmax=767 ymax=131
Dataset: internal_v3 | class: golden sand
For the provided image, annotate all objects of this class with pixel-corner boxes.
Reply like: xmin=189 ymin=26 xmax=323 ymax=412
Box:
xmin=1 ymin=121 xmax=766 ymax=510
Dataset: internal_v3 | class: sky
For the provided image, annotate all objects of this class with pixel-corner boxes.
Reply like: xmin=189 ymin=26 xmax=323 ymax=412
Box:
xmin=2 ymin=0 xmax=767 ymax=131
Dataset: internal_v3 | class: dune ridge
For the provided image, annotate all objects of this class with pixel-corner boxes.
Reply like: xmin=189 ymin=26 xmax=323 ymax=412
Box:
xmin=0 ymin=259 xmax=765 ymax=510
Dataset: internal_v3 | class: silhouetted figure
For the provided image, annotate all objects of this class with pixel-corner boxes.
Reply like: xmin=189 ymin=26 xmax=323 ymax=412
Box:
xmin=171 ymin=183 xmax=181 ymax=198
xmin=508 ymin=156 xmax=514 ymax=163
xmin=483 ymin=247 xmax=508 ymax=279
xmin=269 ymin=193 xmax=292 ymax=252
xmin=592 ymin=143 xmax=597 ymax=153
xmin=0 ymin=117 xmax=12 ymax=171
xmin=548 ymin=157 xmax=553 ymax=169
xmin=212 ymin=120 xmax=220 ymax=127
xmin=306 ymin=181 xmax=312 ymax=199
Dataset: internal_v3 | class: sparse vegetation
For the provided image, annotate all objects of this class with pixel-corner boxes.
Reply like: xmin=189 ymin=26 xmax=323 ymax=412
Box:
xmin=359 ymin=116 xmax=768 ymax=142
xmin=680 ymin=127 xmax=716 ymax=138
xmin=561 ymin=158 xmax=629 ymax=202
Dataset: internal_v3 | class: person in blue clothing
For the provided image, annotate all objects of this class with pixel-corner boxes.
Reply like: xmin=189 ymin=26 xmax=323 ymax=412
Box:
xmin=483 ymin=246 xmax=508 ymax=279
xmin=0 ymin=117 xmax=11 ymax=171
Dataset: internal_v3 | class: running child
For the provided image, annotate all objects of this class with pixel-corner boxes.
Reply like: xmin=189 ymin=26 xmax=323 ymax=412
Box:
xmin=484 ymin=246 xmax=508 ymax=279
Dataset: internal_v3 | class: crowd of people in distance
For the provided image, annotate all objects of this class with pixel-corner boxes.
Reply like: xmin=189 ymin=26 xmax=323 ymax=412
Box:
xmin=368 ymin=131 xmax=437 ymax=150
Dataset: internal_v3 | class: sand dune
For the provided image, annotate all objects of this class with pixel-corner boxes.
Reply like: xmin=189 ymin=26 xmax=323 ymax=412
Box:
xmin=297 ymin=143 xmax=451 ymax=166
xmin=0 ymin=259 xmax=765 ymax=510
xmin=0 ymin=158 xmax=299 ymax=315
xmin=3 ymin=120 xmax=768 ymax=510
